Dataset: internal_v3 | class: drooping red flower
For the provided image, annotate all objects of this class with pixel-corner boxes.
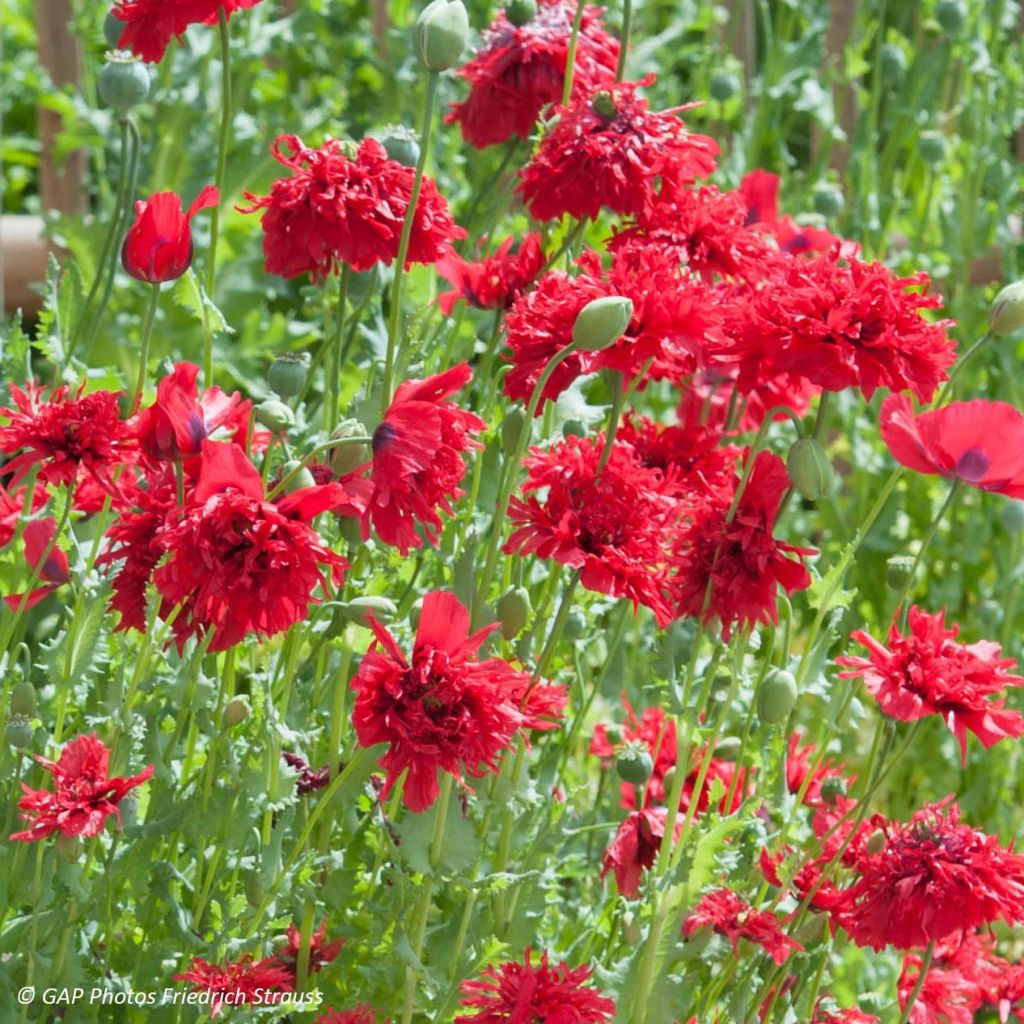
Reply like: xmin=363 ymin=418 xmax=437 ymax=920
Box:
xmin=810 ymin=1001 xmax=880 ymax=1024
xmin=673 ymin=450 xmax=815 ymax=638
xmin=277 ymin=921 xmax=344 ymax=976
xmin=601 ymin=807 xmax=677 ymax=897
xmin=836 ymin=801 xmax=1024 ymax=951
xmin=174 ymin=953 xmax=293 ymax=1019
xmin=455 ymin=948 xmax=615 ymax=1024
xmin=151 ymin=441 xmax=350 ymax=651
xmin=282 ymin=751 xmax=333 ymax=795
xmin=880 ymin=394 xmax=1024 ymax=497
xmin=0 ymin=381 xmax=132 ymax=493
xmin=239 ymin=136 xmax=464 ymax=282
xmin=683 ymin=888 xmax=803 ymax=965
xmin=121 ymin=186 xmax=219 ymax=283
xmin=505 ymin=434 xmax=682 ymax=625
xmin=10 ymin=733 xmax=153 ymax=841
xmin=445 ymin=0 xmax=619 ymax=149
xmin=113 ymin=0 xmax=262 ymax=63
xmin=435 ymin=233 xmax=546 ymax=315
xmin=5 ymin=517 xmax=71 ymax=611
xmin=363 ymin=364 xmax=485 ymax=555
xmin=133 ymin=362 xmax=244 ymax=461
xmin=837 ymin=607 xmax=1024 ymax=765
xmin=350 ymin=591 xmax=566 ymax=812
xmin=728 ymin=251 xmax=956 ymax=403
xmin=517 ymin=76 xmax=718 ymax=222
xmin=316 ymin=1009 xmax=390 ymax=1024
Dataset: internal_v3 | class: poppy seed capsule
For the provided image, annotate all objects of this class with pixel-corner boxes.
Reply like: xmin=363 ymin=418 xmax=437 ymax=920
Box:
xmin=496 ymin=586 xmax=531 ymax=640
xmin=329 ymin=419 xmax=369 ymax=476
xmin=279 ymin=460 xmax=316 ymax=494
xmin=935 ymin=0 xmax=966 ymax=34
xmin=709 ymin=70 xmax=740 ymax=101
xmin=757 ymin=669 xmax=798 ymax=724
xmin=6 ymin=715 xmax=33 ymax=749
xmin=812 ymin=183 xmax=844 ymax=218
xmin=989 ymin=281 xmax=1024 ymax=338
xmin=375 ymin=126 xmax=421 ymax=168
xmin=222 ymin=695 xmax=251 ymax=728
xmin=255 ymin=399 xmax=295 ymax=433
xmin=917 ymin=130 xmax=947 ymax=165
xmin=879 ymin=43 xmax=907 ymax=80
xmin=501 ymin=406 xmax=527 ymax=456
xmin=506 ymin=0 xmax=538 ymax=26
xmin=616 ymin=742 xmax=653 ymax=784
xmin=572 ymin=296 xmax=633 ymax=352
xmin=415 ymin=0 xmax=470 ymax=71
xmin=591 ymin=91 xmax=618 ymax=119
xmin=268 ymin=353 xmax=310 ymax=399
xmin=885 ymin=555 xmax=916 ymax=592
xmin=787 ymin=437 xmax=835 ymax=501
xmin=11 ymin=681 xmax=36 ymax=717
xmin=98 ymin=55 xmax=150 ymax=112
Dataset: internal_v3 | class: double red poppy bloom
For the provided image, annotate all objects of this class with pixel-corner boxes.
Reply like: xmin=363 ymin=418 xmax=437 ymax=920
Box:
xmin=122 ymin=187 xmax=219 ymax=284
xmin=350 ymin=591 xmax=565 ymax=812
xmin=683 ymin=888 xmax=803 ymax=966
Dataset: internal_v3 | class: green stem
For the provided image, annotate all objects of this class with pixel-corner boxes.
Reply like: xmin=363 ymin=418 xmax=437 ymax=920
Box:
xmin=935 ymin=330 xmax=991 ymax=405
xmin=205 ymin=7 xmax=233 ymax=330
xmin=615 ymin=0 xmax=632 ymax=81
xmin=324 ymin=265 xmax=351 ymax=433
xmin=561 ymin=0 xmax=586 ymax=106
xmin=596 ymin=372 xmax=625 ymax=473
xmin=132 ymin=283 xmax=161 ymax=410
xmin=383 ymin=71 xmax=440 ymax=408
xmin=898 ymin=941 xmax=936 ymax=1024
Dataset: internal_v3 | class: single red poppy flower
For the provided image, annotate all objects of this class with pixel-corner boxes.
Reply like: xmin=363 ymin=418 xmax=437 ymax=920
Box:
xmin=277 ymin=921 xmax=344 ymax=976
xmin=896 ymin=954 xmax=979 ymax=1024
xmin=683 ymin=887 xmax=803 ymax=965
xmin=121 ymin=186 xmax=219 ymax=283
xmin=10 ymin=733 xmax=153 ymax=841
xmin=4 ymin=517 xmax=71 ymax=611
xmin=174 ymin=953 xmax=293 ymax=1019
xmin=880 ymin=393 xmax=1024 ymax=496
xmin=601 ymin=807 xmax=677 ymax=898
xmin=435 ymin=233 xmax=546 ymax=315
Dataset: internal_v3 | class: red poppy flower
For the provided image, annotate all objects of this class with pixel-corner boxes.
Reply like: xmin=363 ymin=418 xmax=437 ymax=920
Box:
xmin=683 ymin=888 xmax=803 ymax=965
xmin=591 ymin=699 xmax=677 ymax=804
xmin=435 ymin=233 xmax=546 ymax=315
xmin=10 ymin=733 xmax=153 ymax=841
xmin=152 ymin=441 xmax=350 ymax=651
xmin=673 ymin=450 xmax=815 ymax=638
xmin=277 ymin=921 xmax=344 ymax=976
xmin=897 ymin=954 xmax=978 ymax=1024
xmin=5 ymin=517 xmax=71 ymax=611
xmin=113 ymin=0 xmax=262 ymax=63
xmin=316 ymin=1009 xmax=389 ymax=1024
xmin=836 ymin=801 xmax=1024 ymax=951
xmin=121 ymin=186 xmax=219 ymax=283
xmin=281 ymin=751 xmax=333 ymax=795
xmin=445 ymin=0 xmax=619 ymax=149
xmin=785 ymin=733 xmax=850 ymax=808
xmin=837 ymin=607 xmax=1024 ymax=765
xmin=350 ymin=591 xmax=565 ymax=812
xmin=880 ymin=394 xmax=1024 ymax=496
xmin=506 ymin=435 xmax=683 ymax=625
xmin=811 ymin=1002 xmax=880 ymax=1024
xmin=134 ymin=362 xmax=244 ymax=461
xmin=0 ymin=484 xmax=47 ymax=549
xmin=362 ymin=364 xmax=484 ymax=555
xmin=517 ymin=76 xmax=718 ymax=222
xmin=239 ymin=136 xmax=463 ymax=282
xmin=729 ymin=251 xmax=956 ymax=403
xmin=601 ymin=807 xmax=677 ymax=897
xmin=0 ymin=381 xmax=132 ymax=493
xmin=455 ymin=948 xmax=615 ymax=1024
xmin=174 ymin=953 xmax=293 ymax=1019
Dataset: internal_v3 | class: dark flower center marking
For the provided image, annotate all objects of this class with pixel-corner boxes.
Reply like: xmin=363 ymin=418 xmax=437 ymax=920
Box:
xmin=954 ymin=447 xmax=991 ymax=483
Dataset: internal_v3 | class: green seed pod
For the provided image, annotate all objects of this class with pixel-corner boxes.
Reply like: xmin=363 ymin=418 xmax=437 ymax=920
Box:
xmin=756 ymin=668 xmax=798 ymax=724
xmin=255 ymin=398 xmax=295 ymax=433
xmin=1001 ymin=499 xmax=1024 ymax=533
xmin=562 ymin=419 xmax=587 ymax=439
xmin=104 ymin=11 xmax=125 ymax=48
xmin=591 ymin=91 xmax=618 ymax=119
xmin=885 ymin=554 xmax=916 ymax=592
xmin=343 ymin=595 xmax=399 ymax=625
xmin=11 ymin=681 xmax=36 ymax=717
xmin=615 ymin=741 xmax=653 ymax=785
xmin=820 ymin=775 xmax=847 ymax=805
xmin=787 ymin=437 xmax=835 ymax=501
xmin=572 ymin=296 xmax=633 ymax=352
xmin=244 ymin=873 xmax=264 ymax=909
xmin=222 ymin=695 xmax=252 ymax=729
xmin=415 ymin=0 xmax=470 ymax=71
xmin=501 ymin=406 xmax=528 ymax=457
xmin=879 ymin=43 xmax=907 ymax=81
xmin=858 ymin=994 xmax=886 ymax=1015
xmin=278 ymin=460 xmax=316 ymax=494
xmin=864 ymin=828 xmax=886 ymax=856
xmin=709 ymin=70 xmax=740 ymax=102
xmin=267 ymin=353 xmax=310 ymax=399
xmin=505 ymin=0 xmax=537 ymax=25
xmin=56 ymin=834 xmax=83 ymax=862
xmin=374 ymin=125 xmax=421 ymax=168
xmin=330 ymin=419 xmax=369 ymax=477
xmin=934 ymin=0 xmax=966 ymax=34
xmin=714 ymin=736 xmax=742 ymax=762
xmin=98 ymin=56 xmax=151 ymax=113
xmin=812 ymin=183 xmax=845 ymax=218
xmin=990 ymin=281 xmax=1024 ymax=338
xmin=496 ymin=586 xmax=531 ymax=640
xmin=917 ymin=130 xmax=947 ymax=165
xmin=5 ymin=715 xmax=34 ymax=749
xmin=562 ymin=608 xmax=587 ymax=639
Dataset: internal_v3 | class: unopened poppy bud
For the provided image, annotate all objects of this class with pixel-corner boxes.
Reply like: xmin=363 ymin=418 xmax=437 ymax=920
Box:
xmin=592 ymin=91 xmax=618 ymax=119
xmin=820 ymin=776 xmax=847 ymax=805
xmin=787 ymin=437 xmax=835 ymax=501
xmin=917 ymin=130 xmax=947 ymax=165
xmin=709 ymin=70 xmax=740 ymax=101
xmin=222 ymin=695 xmax=251 ymax=728
xmin=859 ymin=994 xmax=886 ymax=1014
xmin=278 ymin=460 xmax=316 ymax=494
xmin=496 ymin=586 xmax=531 ymax=639
xmin=506 ymin=0 xmax=537 ymax=25
xmin=501 ymin=406 xmax=527 ymax=456
xmin=572 ymin=296 xmax=633 ymax=352
xmin=879 ymin=43 xmax=907 ymax=80
xmin=104 ymin=11 xmax=125 ymax=48
xmin=329 ymin=419 xmax=369 ymax=476
xmin=415 ymin=0 xmax=469 ymax=70
xmin=563 ymin=608 xmax=587 ymax=639
xmin=989 ymin=281 xmax=1024 ymax=337
xmin=1001 ymin=499 xmax=1024 ymax=533
xmin=11 ymin=681 xmax=36 ymax=716
xmin=268 ymin=353 xmax=310 ymax=399
xmin=935 ymin=0 xmax=966 ymax=34
xmin=6 ymin=715 xmax=33 ymax=749
xmin=615 ymin=741 xmax=653 ymax=784
xmin=255 ymin=399 xmax=295 ymax=433
xmin=812 ymin=183 xmax=844 ymax=218
xmin=603 ymin=723 xmax=624 ymax=746
xmin=562 ymin=419 xmax=587 ymax=439
xmin=714 ymin=736 xmax=742 ymax=762
xmin=864 ymin=828 xmax=886 ymax=856
xmin=244 ymin=873 xmax=264 ymax=908
xmin=343 ymin=596 xmax=399 ymax=625
xmin=660 ymin=765 xmax=676 ymax=792
xmin=56 ymin=834 xmax=83 ymax=862
xmin=757 ymin=669 xmax=798 ymax=724
xmin=885 ymin=554 xmax=916 ymax=592
xmin=99 ymin=54 xmax=151 ymax=112
xmin=374 ymin=125 xmax=421 ymax=168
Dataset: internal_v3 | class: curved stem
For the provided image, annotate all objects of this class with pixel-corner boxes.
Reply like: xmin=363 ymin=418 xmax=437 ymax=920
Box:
xmin=615 ymin=0 xmax=632 ymax=81
xmin=131 ymin=283 xmax=161 ymax=410
xmin=205 ymin=7 xmax=233 ymax=327
xmin=935 ymin=330 xmax=991 ymax=405
xmin=561 ymin=0 xmax=586 ymax=106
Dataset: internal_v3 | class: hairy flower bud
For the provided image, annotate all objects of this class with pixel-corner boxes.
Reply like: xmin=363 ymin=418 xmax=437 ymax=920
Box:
xmin=714 ymin=736 xmax=742 ymax=762
xmin=501 ymin=406 xmax=527 ymax=457
xmin=496 ymin=586 xmax=531 ymax=640
xmin=757 ymin=669 xmax=798 ymax=724
xmin=6 ymin=715 xmax=34 ymax=750
xmin=56 ymin=834 xmax=83 ymax=862
xmin=885 ymin=554 xmax=916 ymax=592
xmin=787 ymin=437 xmax=835 ymax=501
xmin=278 ymin=460 xmax=316 ymax=494
xmin=415 ymin=0 xmax=470 ymax=71
xmin=329 ymin=419 xmax=369 ymax=477
xmin=268 ymin=353 xmax=310 ymax=399
xmin=222 ymin=695 xmax=252 ymax=729
xmin=935 ymin=0 xmax=966 ymax=34
xmin=11 ymin=682 xmax=36 ymax=717
xmin=104 ymin=11 xmax=125 ymax=49
xmin=572 ymin=296 xmax=633 ymax=352
xmin=990 ymin=281 xmax=1024 ymax=338
xmin=864 ymin=828 xmax=887 ymax=856
xmin=1001 ymin=499 xmax=1024 ymax=533
xmin=342 ymin=596 xmax=399 ymax=625
xmin=820 ymin=775 xmax=847 ymax=805
xmin=255 ymin=399 xmax=295 ymax=433
xmin=879 ymin=43 xmax=907 ymax=80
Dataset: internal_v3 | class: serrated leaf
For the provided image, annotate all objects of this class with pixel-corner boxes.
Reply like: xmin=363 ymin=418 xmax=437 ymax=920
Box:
xmin=40 ymin=584 xmax=110 ymax=689
xmin=397 ymin=793 xmax=480 ymax=877
xmin=173 ymin=268 xmax=234 ymax=335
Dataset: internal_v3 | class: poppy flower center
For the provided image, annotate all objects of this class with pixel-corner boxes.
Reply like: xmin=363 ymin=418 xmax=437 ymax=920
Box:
xmin=954 ymin=447 xmax=991 ymax=483
xmin=372 ymin=422 xmax=398 ymax=453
